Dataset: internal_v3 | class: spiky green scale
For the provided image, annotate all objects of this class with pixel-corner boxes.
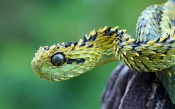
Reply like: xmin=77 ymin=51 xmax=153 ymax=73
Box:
xmin=148 ymin=44 xmax=163 ymax=50
xmin=153 ymin=59 xmax=165 ymax=64
xmin=142 ymin=49 xmax=156 ymax=55
xmin=168 ymin=48 xmax=175 ymax=54
xmin=123 ymin=45 xmax=132 ymax=51
xmin=126 ymin=50 xmax=139 ymax=57
xmin=151 ymin=53 xmax=165 ymax=59
xmin=135 ymin=46 xmax=146 ymax=51
xmin=157 ymin=46 xmax=169 ymax=53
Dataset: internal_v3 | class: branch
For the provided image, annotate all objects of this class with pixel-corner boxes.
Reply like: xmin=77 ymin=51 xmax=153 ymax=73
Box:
xmin=101 ymin=63 xmax=175 ymax=109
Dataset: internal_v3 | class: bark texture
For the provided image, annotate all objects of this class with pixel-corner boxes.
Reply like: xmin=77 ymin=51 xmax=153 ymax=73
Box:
xmin=101 ymin=63 xmax=175 ymax=109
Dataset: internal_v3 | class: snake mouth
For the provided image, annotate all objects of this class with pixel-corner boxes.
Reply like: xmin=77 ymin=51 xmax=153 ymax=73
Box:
xmin=35 ymin=72 xmax=73 ymax=81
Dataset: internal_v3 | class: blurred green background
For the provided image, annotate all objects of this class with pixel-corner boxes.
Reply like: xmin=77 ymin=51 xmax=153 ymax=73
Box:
xmin=0 ymin=0 xmax=166 ymax=109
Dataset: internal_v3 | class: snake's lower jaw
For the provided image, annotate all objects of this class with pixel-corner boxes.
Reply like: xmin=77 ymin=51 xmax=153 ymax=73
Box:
xmin=33 ymin=69 xmax=73 ymax=81
xmin=36 ymin=72 xmax=72 ymax=81
xmin=38 ymin=71 xmax=88 ymax=81
xmin=31 ymin=60 xmax=84 ymax=81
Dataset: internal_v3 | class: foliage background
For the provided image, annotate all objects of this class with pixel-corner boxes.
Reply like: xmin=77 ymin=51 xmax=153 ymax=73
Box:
xmin=0 ymin=0 xmax=166 ymax=109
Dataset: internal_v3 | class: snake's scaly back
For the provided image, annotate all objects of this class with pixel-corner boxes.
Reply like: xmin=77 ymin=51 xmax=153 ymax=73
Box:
xmin=31 ymin=0 xmax=175 ymax=104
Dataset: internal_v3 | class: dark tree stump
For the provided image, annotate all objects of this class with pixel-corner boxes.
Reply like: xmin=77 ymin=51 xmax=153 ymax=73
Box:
xmin=102 ymin=63 xmax=175 ymax=109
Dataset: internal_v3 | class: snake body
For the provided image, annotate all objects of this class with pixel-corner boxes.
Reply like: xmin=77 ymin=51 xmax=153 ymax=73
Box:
xmin=31 ymin=0 xmax=175 ymax=104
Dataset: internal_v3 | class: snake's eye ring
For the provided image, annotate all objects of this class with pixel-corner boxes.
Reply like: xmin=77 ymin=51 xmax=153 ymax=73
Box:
xmin=51 ymin=53 xmax=66 ymax=66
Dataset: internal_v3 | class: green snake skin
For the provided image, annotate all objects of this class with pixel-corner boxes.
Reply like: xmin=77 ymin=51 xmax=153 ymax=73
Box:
xmin=31 ymin=0 xmax=175 ymax=104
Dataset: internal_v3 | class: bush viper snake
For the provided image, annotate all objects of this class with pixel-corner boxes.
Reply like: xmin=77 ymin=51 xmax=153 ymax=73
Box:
xmin=31 ymin=0 xmax=175 ymax=104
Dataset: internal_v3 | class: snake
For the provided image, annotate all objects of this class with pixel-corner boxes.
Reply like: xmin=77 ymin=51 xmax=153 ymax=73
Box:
xmin=31 ymin=0 xmax=175 ymax=104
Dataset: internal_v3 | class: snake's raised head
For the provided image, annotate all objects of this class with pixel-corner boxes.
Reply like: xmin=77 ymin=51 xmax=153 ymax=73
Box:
xmin=31 ymin=26 xmax=119 ymax=81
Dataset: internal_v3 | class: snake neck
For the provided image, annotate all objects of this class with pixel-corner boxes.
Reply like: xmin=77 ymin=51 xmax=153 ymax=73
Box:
xmin=78 ymin=26 xmax=137 ymax=67
xmin=56 ymin=23 xmax=175 ymax=73
xmin=66 ymin=26 xmax=125 ymax=67
xmin=115 ymin=31 xmax=175 ymax=72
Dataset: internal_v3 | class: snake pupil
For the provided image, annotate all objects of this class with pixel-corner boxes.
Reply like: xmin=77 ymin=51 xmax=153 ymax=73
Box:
xmin=51 ymin=53 xmax=65 ymax=66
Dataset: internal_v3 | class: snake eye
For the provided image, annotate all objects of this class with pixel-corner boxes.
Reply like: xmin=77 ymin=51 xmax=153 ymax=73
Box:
xmin=51 ymin=53 xmax=66 ymax=66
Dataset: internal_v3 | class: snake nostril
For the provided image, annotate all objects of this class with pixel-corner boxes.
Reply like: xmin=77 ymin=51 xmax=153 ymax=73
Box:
xmin=44 ymin=46 xmax=50 ymax=51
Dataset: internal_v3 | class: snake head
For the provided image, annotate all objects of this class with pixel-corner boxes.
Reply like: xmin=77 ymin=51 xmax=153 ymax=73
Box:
xmin=31 ymin=41 xmax=104 ymax=81
xmin=31 ymin=27 xmax=118 ymax=81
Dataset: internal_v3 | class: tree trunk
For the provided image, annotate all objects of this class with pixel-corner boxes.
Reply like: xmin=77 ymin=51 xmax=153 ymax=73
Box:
xmin=101 ymin=63 xmax=175 ymax=109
